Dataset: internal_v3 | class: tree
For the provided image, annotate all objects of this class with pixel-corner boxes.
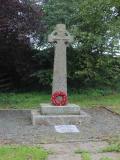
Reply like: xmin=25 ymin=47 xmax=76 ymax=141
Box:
xmin=0 ymin=0 xmax=44 ymax=89
xmin=36 ymin=0 xmax=120 ymax=89
xmin=43 ymin=0 xmax=120 ymax=55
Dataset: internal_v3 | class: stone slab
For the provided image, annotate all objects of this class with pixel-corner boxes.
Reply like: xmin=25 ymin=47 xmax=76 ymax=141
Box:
xmin=55 ymin=125 xmax=80 ymax=133
xmin=40 ymin=103 xmax=81 ymax=115
xmin=31 ymin=109 xmax=91 ymax=126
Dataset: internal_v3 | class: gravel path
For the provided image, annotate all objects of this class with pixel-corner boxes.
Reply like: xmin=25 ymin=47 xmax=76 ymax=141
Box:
xmin=0 ymin=108 xmax=120 ymax=145
xmin=42 ymin=142 xmax=120 ymax=160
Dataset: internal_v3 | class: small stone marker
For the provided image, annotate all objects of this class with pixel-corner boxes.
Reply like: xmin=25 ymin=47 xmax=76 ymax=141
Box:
xmin=48 ymin=24 xmax=73 ymax=96
xmin=55 ymin=125 xmax=79 ymax=133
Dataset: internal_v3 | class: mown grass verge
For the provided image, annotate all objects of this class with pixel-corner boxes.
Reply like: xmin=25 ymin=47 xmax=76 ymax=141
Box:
xmin=0 ymin=89 xmax=120 ymax=114
xmin=0 ymin=145 xmax=48 ymax=160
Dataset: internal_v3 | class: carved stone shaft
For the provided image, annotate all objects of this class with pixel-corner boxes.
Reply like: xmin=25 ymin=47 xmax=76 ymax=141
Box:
xmin=48 ymin=24 xmax=73 ymax=95
xmin=53 ymin=39 xmax=67 ymax=94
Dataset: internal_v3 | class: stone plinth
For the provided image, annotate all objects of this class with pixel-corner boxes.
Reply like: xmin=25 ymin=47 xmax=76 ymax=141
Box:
xmin=40 ymin=103 xmax=80 ymax=115
xmin=31 ymin=103 xmax=91 ymax=126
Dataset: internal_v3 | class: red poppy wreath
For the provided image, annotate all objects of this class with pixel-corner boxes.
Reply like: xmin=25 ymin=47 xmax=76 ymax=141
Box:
xmin=51 ymin=91 xmax=68 ymax=106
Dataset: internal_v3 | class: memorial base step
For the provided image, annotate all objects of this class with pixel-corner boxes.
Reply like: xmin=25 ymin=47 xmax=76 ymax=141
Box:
xmin=31 ymin=104 xmax=91 ymax=126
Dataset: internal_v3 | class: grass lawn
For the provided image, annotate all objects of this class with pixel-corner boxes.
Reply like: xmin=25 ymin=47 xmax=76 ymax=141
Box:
xmin=0 ymin=146 xmax=48 ymax=160
xmin=0 ymin=90 xmax=120 ymax=114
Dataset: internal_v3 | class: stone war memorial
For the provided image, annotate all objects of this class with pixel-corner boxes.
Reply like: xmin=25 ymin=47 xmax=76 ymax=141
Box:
xmin=31 ymin=24 xmax=91 ymax=125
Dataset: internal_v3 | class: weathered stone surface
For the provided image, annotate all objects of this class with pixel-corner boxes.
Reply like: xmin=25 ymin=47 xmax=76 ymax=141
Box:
xmin=40 ymin=103 xmax=81 ymax=115
xmin=0 ymin=108 xmax=120 ymax=144
xmin=31 ymin=109 xmax=91 ymax=126
xmin=48 ymin=24 xmax=73 ymax=94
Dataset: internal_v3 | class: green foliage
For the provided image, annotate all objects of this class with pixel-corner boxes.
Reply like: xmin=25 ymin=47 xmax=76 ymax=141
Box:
xmin=30 ymin=48 xmax=54 ymax=89
xmin=68 ymin=48 xmax=120 ymax=88
xmin=1 ymin=0 xmax=120 ymax=90
xmin=102 ymin=143 xmax=120 ymax=152
xmin=0 ymin=146 xmax=48 ymax=160
xmin=81 ymin=152 xmax=92 ymax=160
xmin=31 ymin=0 xmax=120 ymax=89
xmin=43 ymin=0 xmax=120 ymax=54
xmin=33 ymin=47 xmax=120 ymax=89
xmin=31 ymin=69 xmax=52 ymax=87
